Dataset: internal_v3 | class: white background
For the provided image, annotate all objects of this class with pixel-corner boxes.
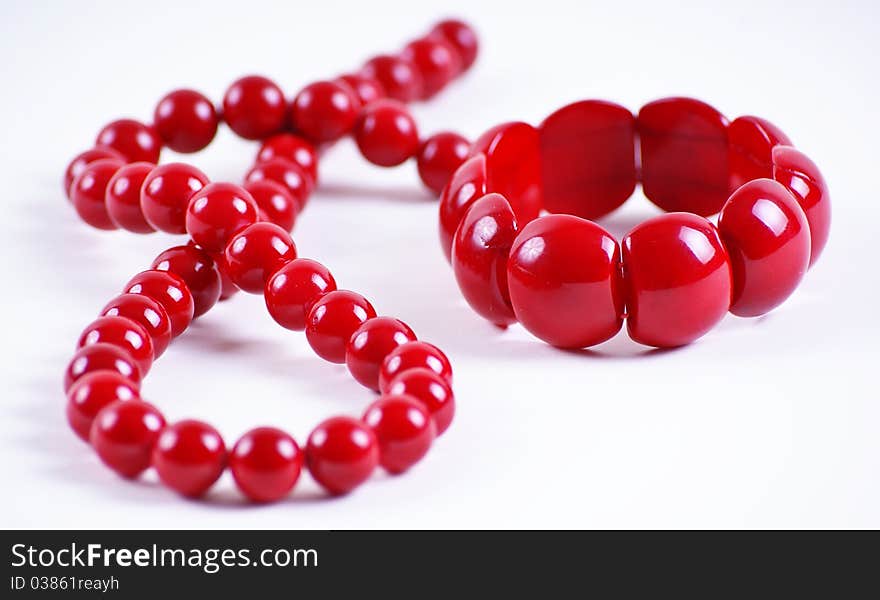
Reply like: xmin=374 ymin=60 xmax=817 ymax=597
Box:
xmin=1 ymin=0 xmax=877 ymax=529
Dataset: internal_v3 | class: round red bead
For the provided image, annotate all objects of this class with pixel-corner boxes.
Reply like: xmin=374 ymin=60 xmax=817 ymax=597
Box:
xmin=363 ymin=395 xmax=435 ymax=474
xmin=151 ymin=245 xmax=221 ymax=318
xmin=417 ymin=131 xmax=470 ymax=194
xmin=439 ymin=154 xmax=488 ymax=261
xmin=153 ymin=420 xmax=227 ymax=498
xmin=305 ymin=290 xmax=377 ymax=363
xmin=243 ymin=180 xmax=298 ymax=232
xmin=64 ymin=146 xmax=124 ymax=200
xmin=289 ymin=80 xmax=359 ymax=143
xmin=256 ymin=133 xmax=318 ymax=186
xmin=105 ymin=162 xmax=156 ymax=233
xmin=337 ymin=73 xmax=385 ymax=107
xmin=124 ymin=270 xmax=195 ymax=338
xmin=90 ymin=399 xmax=165 ymax=478
xmin=430 ymin=19 xmax=479 ymax=71
xmin=222 ymin=75 xmax=286 ymax=141
xmin=245 ymin=157 xmax=311 ymax=211
xmin=70 ymin=158 xmax=124 ymax=230
xmin=346 ymin=317 xmax=417 ymax=391
xmin=265 ymin=258 xmax=336 ymax=330
xmin=140 ymin=163 xmax=209 ymax=234
xmin=212 ymin=251 xmax=240 ymax=301
xmin=224 ymin=222 xmax=296 ymax=294
xmin=354 ymin=100 xmax=420 ymax=167
xmin=64 ymin=343 xmax=143 ymax=393
xmin=185 ymin=182 xmax=259 ymax=253
xmin=361 ymin=55 xmax=423 ymax=103
xmin=66 ymin=371 xmax=140 ymax=442
xmin=77 ymin=316 xmax=154 ymax=377
xmin=230 ymin=427 xmax=304 ymax=503
xmin=401 ymin=37 xmax=460 ymax=98
xmin=154 ymin=89 xmax=219 ymax=153
xmin=387 ymin=368 xmax=455 ymax=436
xmin=306 ymin=416 xmax=379 ymax=495
xmin=95 ymin=119 xmax=162 ymax=163
xmin=378 ymin=341 xmax=452 ymax=393
xmin=101 ymin=293 xmax=173 ymax=357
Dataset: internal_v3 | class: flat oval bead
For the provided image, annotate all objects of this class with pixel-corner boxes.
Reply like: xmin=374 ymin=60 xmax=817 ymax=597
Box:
xmin=728 ymin=115 xmax=791 ymax=190
xmin=438 ymin=154 xmax=488 ymax=262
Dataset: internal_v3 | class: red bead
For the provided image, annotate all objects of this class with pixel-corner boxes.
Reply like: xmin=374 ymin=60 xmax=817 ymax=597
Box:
xmin=224 ymin=222 xmax=296 ymax=294
xmin=90 ymin=399 xmax=165 ymax=478
xmin=378 ymin=341 xmax=452 ymax=393
xmin=363 ymin=395 xmax=435 ymax=474
xmin=361 ymin=55 xmax=423 ymax=103
xmin=77 ymin=316 xmax=154 ymax=377
xmin=70 ymin=158 xmax=124 ymax=230
xmin=417 ymin=131 xmax=470 ymax=195
xmin=230 ymin=427 xmax=304 ymax=503
xmin=64 ymin=343 xmax=143 ymax=393
xmin=451 ymin=193 xmax=518 ymax=327
xmin=243 ymin=180 xmax=298 ymax=232
xmin=718 ymin=179 xmax=810 ymax=317
xmin=306 ymin=416 xmax=379 ymax=495
xmin=222 ymin=75 xmax=286 ymax=140
xmin=401 ymin=37 xmax=460 ymax=98
xmin=289 ymin=80 xmax=359 ymax=143
xmin=153 ymin=88 xmax=219 ymax=153
xmin=430 ymin=19 xmax=479 ymax=71
xmin=438 ymin=154 xmax=488 ymax=261
xmin=105 ymin=162 xmax=156 ymax=233
xmin=245 ymin=157 xmax=311 ymax=211
xmin=622 ymin=213 xmax=732 ymax=347
xmin=354 ymin=100 xmax=420 ymax=167
xmin=256 ymin=133 xmax=318 ymax=185
xmin=185 ymin=182 xmax=259 ymax=253
xmin=305 ymin=290 xmax=376 ymax=363
xmin=346 ymin=317 xmax=417 ymax=391
xmin=124 ymin=270 xmax=195 ymax=338
xmin=140 ymin=163 xmax=209 ymax=234
xmin=153 ymin=420 xmax=226 ymax=498
xmin=95 ymin=119 xmax=162 ymax=163
xmin=508 ymin=214 xmax=624 ymax=348
xmin=63 ymin=146 xmax=124 ymax=199
xmin=337 ymin=73 xmax=385 ymax=106
xmin=728 ymin=116 xmax=791 ymax=190
xmin=101 ymin=293 xmax=173 ymax=357
xmin=638 ymin=97 xmax=730 ymax=216
xmin=539 ymin=100 xmax=636 ymax=220
xmin=151 ymin=245 xmax=221 ymax=318
xmin=387 ymin=368 xmax=455 ymax=435
xmin=265 ymin=258 xmax=336 ymax=330
xmin=212 ymin=251 xmax=240 ymax=301
xmin=66 ymin=371 xmax=139 ymax=442
xmin=771 ymin=146 xmax=831 ymax=266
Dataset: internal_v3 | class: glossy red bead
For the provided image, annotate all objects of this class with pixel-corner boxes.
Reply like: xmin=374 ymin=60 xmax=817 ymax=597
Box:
xmin=185 ymin=182 xmax=259 ymax=253
xmin=361 ymin=55 xmax=423 ymax=103
xmin=244 ymin=157 xmax=311 ymax=211
xmin=337 ymin=73 xmax=385 ymax=107
xmin=70 ymin=158 xmax=124 ymax=230
xmin=212 ymin=251 xmax=240 ymax=301
xmin=305 ymin=290 xmax=377 ymax=363
xmin=66 ymin=371 xmax=139 ymax=442
xmin=718 ymin=179 xmax=810 ymax=317
xmin=140 ymin=162 xmax=209 ymax=234
xmin=256 ymin=133 xmax=318 ymax=186
xmin=77 ymin=316 xmax=154 ymax=377
xmin=243 ymin=180 xmax=298 ymax=233
xmin=622 ymin=213 xmax=732 ymax=347
xmin=451 ymin=193 xmax=518 ymax=326
xmin=346 ymin=317 xmax=417 ymax=391
xmin=101 ymin=293 xmax=173 ymax=357
xmin=105 ymin=162 xmax=156 ymax=233
xmin=771 ymin=146 xmax=831 ymax=266
xmin=264 ymin=258 xmax=336 ymax=331
xmin=95 ymin=119 xmax=162 ymax=163
xmin=401 ymin=37 xmax=460 ymax=98
xmin=90 ymin=399 xmax=165 ymax=478
xmin=439 ymin=154 xmax=488 ymax=261
xmin=151 ymin=245 xmax=221 ymax=318
xmin=539 ymin=100 xmax=636 ymax=220
xmin=124 ymin=270 xmax=195 ymax=338
xmin=222 ymin=75 xmax=286 ymax=140
xmin=223 ymin=222 xmax=296 ymax=294
xmin=638 ymin=97 xmax=730 ymax=216
xmin=417 ymin=131 xmax=470 ymax=195
xmin=153 ymin=420 xmax=227 ymax=498
xmin=430 ymin=19 xmax=479 ymax=71
xmin=728 ymin=116 xmax=791 ymax=190
xmin=64 ymin=343 xmax=143 ymax=393
xmin=154 ymin=88 xmax=219 ymax=153
xmin=63 ymin=146 xmax=124 ymax=199
xmin=354 ymin=99 xmax=420 ymax=167
xmin=289 ymin=80 xmax=359 ymax=143
xmin=387 ymin=368 xmax=455 ymax=436
xmin=230 ymin=427 xmax=304 ymax=503
xmin=363 ymin=395 xmax=435 ymax=474
xmin=378 ymin=341 xmax=452 ymax=393
xmin=306 ymin=416 xmax=379 ymax=495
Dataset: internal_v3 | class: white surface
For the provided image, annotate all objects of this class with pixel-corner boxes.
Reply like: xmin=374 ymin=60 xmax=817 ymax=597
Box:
xmin=1 ymin=0 xmax=877 ymax=529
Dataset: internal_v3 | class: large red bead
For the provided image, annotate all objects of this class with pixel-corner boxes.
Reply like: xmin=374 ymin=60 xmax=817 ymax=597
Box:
xmin=346 ymin=317 xmax=417 ymax=391
xmin=154 ymin=88 xmax=219 ymax=153
xmin=363 ymin=395 xmax=435 ymax=474
xmin=230 ymin=427 xmax=304 ymax=503
xmin=306 ymin=416 xmax=379 ymax=495
xmin=305 ymin=290 xmax=376 ymax=363
xmin=101 ymin=293 xmax=173 ymax=357
xmin=401 ymin=37 xmax=460 ymax=98
xmin=386 ymin=368 xmax=455 ymax=435
xmin=105 ymin=162 xmax=155 ymax=233
xmin=96 ymin=119 xmax=162 ymax=163
xmin=336 ymin=73 xmax=385 ymax=107
xmin=77 ymin=316 xmax=154 ymax=377
xmin=289 ymin=80 xmax=359 ymax=143
xmin=539 ymin=100 xmax=636 ymax=219
xmin=66 ymin=371 xmax=140 ymax=442
xmin=438 ymin=154 xmax=488 ymax=261
xmin=185 ymin=182 xmax=259 ymax=253
xmin=417 ymin=131 xmax=470 ymax=195
xmin=718 ymin=179 xmax=810 ymax=317
xmin=622 ymin=213 xmax=732 ymax=347
xmin=224 ymin=222 xmax=296 ymax=294
xmin=64 ymin=343 xmax=143 ymax=393
xmin=70 ymin=158 xmax=124 ymax=230
xmin=64 ymin=146 xmax=124 ymax=199
xmin=256 ymin=133 xmax=318 ymax=185
xmin=361 ymin=55 xmax=423 ymax=102
xmin=728 ymin=116 xmax=791 ymax=190
xmin=771 ymin=146 xmax=831 ymax=266
xmin=430 ymin=19 xmax=479 ymax=71
xmin=638 ymin=97 xmax=730 ymax=216
xmin=508 ymin=214 xmax=624 ymax=348
xmin=140 ymin=163 xmax=209 ymax=234
xmin=244 ymin=157 xmax=310 ymax=211
xmin=265 ymin=258 xmax=337 ymax=331
xmin=354 ymin=99 xmax=420 ymax=167
xmin=151 ymin=245 xmax=221 ymax=318
xmin=451 ymin=193 xmax=518 ymax=327
xmin=378 ymin=341 xmax=452 ymax=393
xmin=244 ymin=180 xmax=298 ymax=232
xmin=153 ymin=420 xmax=226 ymax=498
xmin=90 ymin=399 xmax=165 ymax=478
xmin=222 ymin=75 xmax=286 ymax=140
xmin=124 ymin=270 xmax=195 ymax=338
